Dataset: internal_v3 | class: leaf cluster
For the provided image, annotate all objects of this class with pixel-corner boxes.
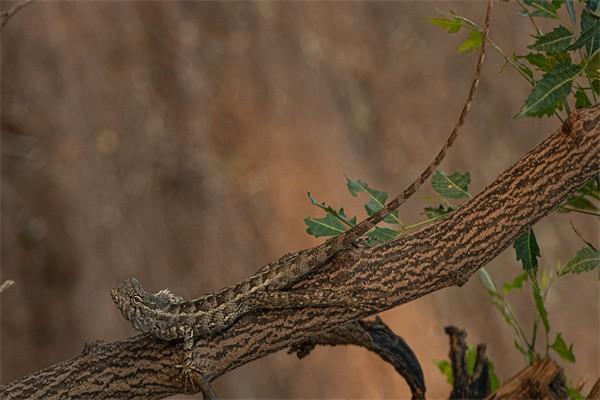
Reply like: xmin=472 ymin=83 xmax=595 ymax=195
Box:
xmin=429 ymin=0 xmax=599 ymax=119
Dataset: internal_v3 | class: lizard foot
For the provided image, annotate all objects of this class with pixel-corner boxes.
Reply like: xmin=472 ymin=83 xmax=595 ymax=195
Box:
xmin=180 ymin=362 xmax=218 ymax=400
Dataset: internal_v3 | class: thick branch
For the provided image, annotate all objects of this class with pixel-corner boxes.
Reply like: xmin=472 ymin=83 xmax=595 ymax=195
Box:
xmin=2 ymin=106 xmax=598 ymax=399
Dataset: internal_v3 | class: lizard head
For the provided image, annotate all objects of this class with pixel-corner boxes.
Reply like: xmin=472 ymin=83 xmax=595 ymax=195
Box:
xmin=111 ymin=278 xmax=183 ymax=334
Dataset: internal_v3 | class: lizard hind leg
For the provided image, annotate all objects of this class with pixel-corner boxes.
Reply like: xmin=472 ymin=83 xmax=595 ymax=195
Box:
xmin=179 ymin=327 xmax=218 ymax=400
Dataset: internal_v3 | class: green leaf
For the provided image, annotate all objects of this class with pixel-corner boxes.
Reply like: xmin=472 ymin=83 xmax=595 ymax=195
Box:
xmin=518 ymin=52 xmax=571 ymax=72
xmin=517 ymin=62 xmax=581 ymax=117
xmin=568 ymin=385 xmax=586 ymax=400
xmin=529 ymin=27 xmax=572 ymax=53
xmin=586 ymin=51 xmax=600 ymax=81
xmin=565 ymin=195 xmax=598 ymax=211
xmin=346 ymin=177 xmax=401 ymax=224
xmin=523 ymin=0 xmax=561 ymax=19
xmin=513 ymin=55 xmax=535 ymax=80
xmin=435 ymin=359 xmax=454 ymax=384
xmin=514 ymin=339 xmax=528 ymax=356
xmin=367 ymin=227 xmax=400 ymax=246
xmin=533 ymin=283 xmax=550 ymax=333
xmin=458 ymin=30 xmax=484 ymax=54
xmin=560 ymin=247 xmax=600 ymax=275
xmin=427 ymin=16 xmax=463 ymax=34
xmin=513 ymin=229 xmax=541 ymax=272
xmin=582 ymin=1 xmax=600 ymax=55
xmin=521 ymin=52 xmax=552 ymax=70
xmin=423 ymin=205 xmax=454 ymax=219
xmin=569 ymin=18 xmax=600 ymax=50
xmin=307 ymin=192 xmax=356 ymax=227
xmin=304 ymin=214 xmax=346 ymax=238
xmin=503 ymin=272 xmax=528 ymax=294
xmin=489 ymin=361 xmax=501 ymax=392
xmin=550 ymin=332 xmax=576 ymax=362
xmin=466 ymin=347 xmax=477 ymax=376
xmin=431 ymin=171 xmax=471 ymax=199
xmin=575 ymin=89 xmax=593 ymax=108
xmin=566 ymin=0 xmax=577 ymax=24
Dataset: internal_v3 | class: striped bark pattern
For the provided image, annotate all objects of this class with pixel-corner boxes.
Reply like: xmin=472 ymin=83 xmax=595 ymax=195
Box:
xmin=2 ymin=106 xmax=598 ymax=399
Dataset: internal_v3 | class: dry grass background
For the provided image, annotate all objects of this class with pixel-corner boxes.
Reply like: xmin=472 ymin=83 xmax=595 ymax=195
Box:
xmin=1 ymin=1 xmax=598 ymax=398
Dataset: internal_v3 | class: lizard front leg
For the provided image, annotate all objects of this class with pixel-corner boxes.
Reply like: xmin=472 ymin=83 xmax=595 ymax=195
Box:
xmin=180 ymin=327 xmax=218 ymax=400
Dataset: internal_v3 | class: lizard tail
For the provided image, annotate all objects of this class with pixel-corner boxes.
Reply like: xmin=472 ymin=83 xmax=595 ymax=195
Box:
xmin=323 ymin=0 xmax=494 ymax=251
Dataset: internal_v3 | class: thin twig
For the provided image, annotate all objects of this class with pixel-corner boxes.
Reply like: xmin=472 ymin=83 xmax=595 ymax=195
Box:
xmin=1 ymin=0 xmax=33 ymax=30
xmin=570 ymin=220 xmax=597 ymax=250
xmin=323 ymin=0 xmax=494 ymax=249
xmin=0 ymin=280 xmax=15 ymax=294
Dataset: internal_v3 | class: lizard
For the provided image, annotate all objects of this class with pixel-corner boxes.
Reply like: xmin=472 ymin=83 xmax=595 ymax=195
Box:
xmin=111 ymin=2 xmax=493 ymax=397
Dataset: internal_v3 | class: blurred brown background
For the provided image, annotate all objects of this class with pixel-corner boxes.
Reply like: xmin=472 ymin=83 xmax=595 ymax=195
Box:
xmin=1 ymin=1 xmax=598 ymax=398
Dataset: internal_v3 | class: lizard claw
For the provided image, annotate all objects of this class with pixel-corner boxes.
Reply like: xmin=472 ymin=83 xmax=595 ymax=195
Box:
xmin=181 ymin=362 xmax=218 ymax=400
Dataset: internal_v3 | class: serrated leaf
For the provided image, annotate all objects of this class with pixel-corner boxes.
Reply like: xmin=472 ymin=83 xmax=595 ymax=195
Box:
xmin=307 ymin=192 xmax=356 ymax=227
xmin=503 ymin=272 xmax=528 ymax=294
xmin=513 ymin=229 xmax=541 ymax=272
xmin=423 ymin=205 xmax=454 ymax=219
xmin=304 ymin=214 xmax=346 ymax=238
xmin=458 ymin=30 xmax=483 ymax=54
xmin=521 ymin=52 xmax=552 ymax=70
xmin=427 ymin=16 xmax=463 ymax=34
xmin=518 ymin=52 xmax=571 ymax=72
xmin=517 ymin=62 xmax=581 ymax=117
xmin=560 ymin=247 xmax=600 ymax=275
xmin=529 ymin=26 xmax=572 ymax=53
xmin=569 ymin=18 xmax=600 ymax=50
xmin=435 ymin=359 xmax=454 ymax=384
xmin=550 ymin=332 xmax=576 ymax=362
xmin=533 ymin=283 xmax=550 ymax=333
xmin=367 ymin=227 xmax=400 ymax=246
xmin=431 ymin=171 xmax=471 ymax=199
xmin=575 ymin=89 xmax=593 ymax=108
xmin=346 ymin=177 xmax=401 ymax=224
xmin=524 ymin=0 xmax=561 ymax=19
xmin=586 ymin=51 xmax=600 ymax=80
xmin=582 ymin=1 xmax=600 ymax=55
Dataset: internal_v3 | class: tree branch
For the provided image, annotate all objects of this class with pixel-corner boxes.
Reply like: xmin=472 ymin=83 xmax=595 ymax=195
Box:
xmin=486 ymin=358 xmax=567 ymax=400
xmin=289 ymin=317 xmax=425 ymax=399
xmin=2 ymin=106 xmax=598 ymax=399
xmin=445 ymin=326 xmax=491 ymax=399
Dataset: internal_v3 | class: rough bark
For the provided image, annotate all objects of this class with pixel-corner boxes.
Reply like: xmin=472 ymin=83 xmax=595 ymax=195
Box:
xmin=445 ymin=326 xmax=491 ymax=399
xmin=486 ymin=358 xmax=567 ymax=400
xmin=1 ymin=106 xmax=598 ymax=399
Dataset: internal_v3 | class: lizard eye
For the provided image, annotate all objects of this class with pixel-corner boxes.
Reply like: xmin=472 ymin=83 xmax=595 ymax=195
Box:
xmin=132 ymin=295 xmax=142 ymax=304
